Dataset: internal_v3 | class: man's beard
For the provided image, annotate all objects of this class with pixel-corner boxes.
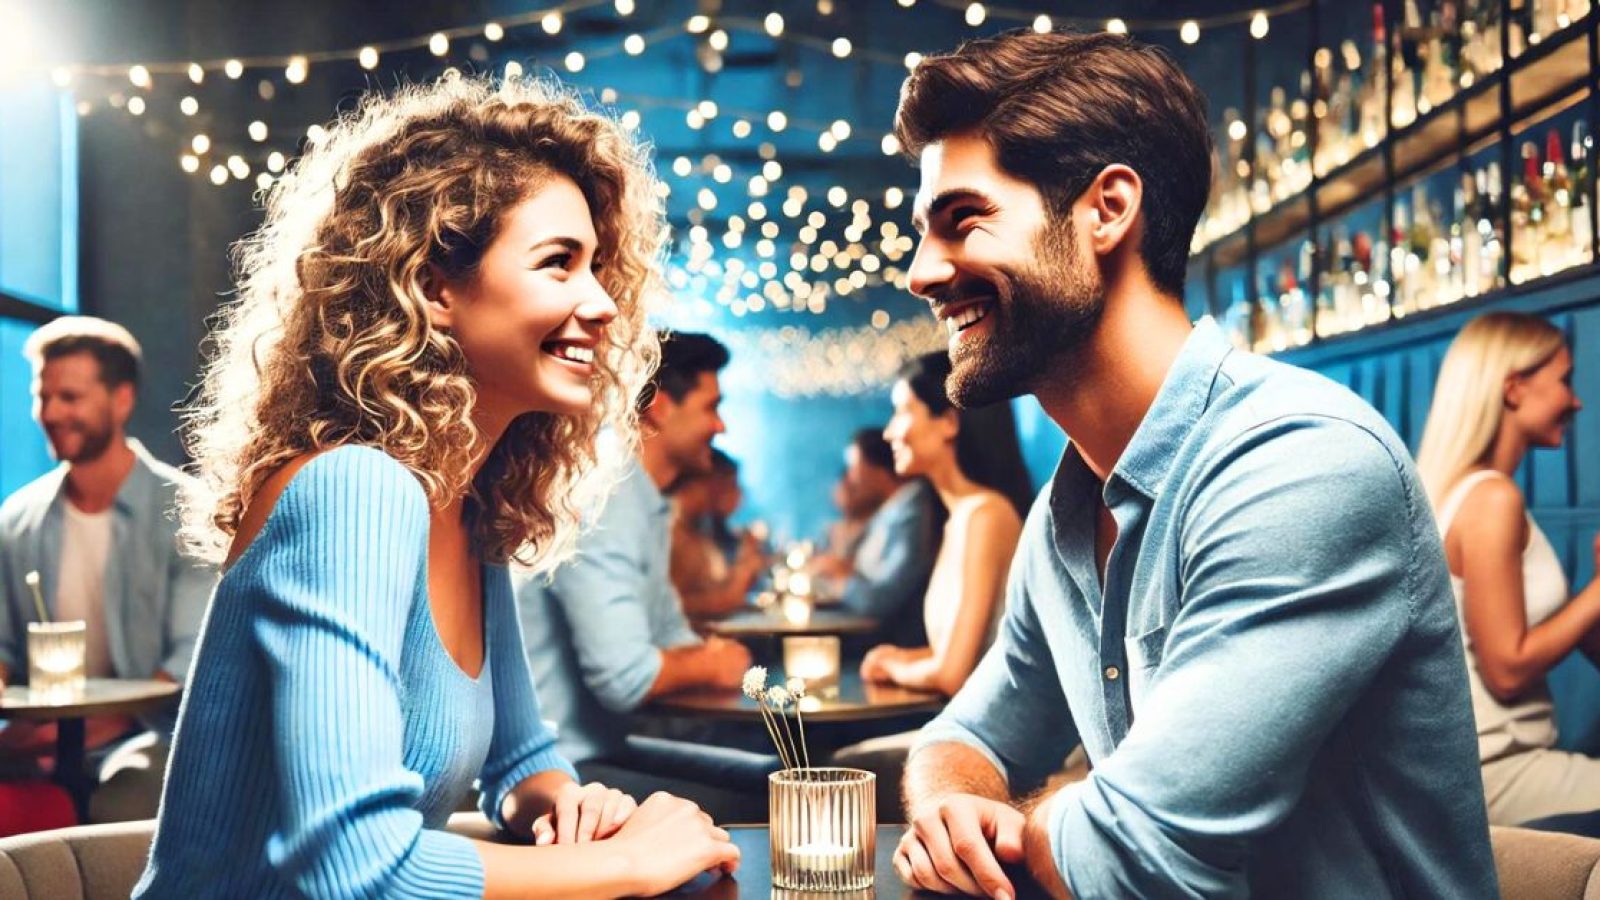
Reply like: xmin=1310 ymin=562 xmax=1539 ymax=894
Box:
xmin=945 ymin=222 xmax=1105 ymax=409
xmin=50 ymin=415 xmax=116 ymax=464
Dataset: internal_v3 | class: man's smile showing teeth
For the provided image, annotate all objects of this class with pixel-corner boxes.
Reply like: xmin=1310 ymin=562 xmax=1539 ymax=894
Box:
xmin=945 ymin=303 xmax=992 ymax=337
xmin=545 ymin=343 xmax=595 ymax=364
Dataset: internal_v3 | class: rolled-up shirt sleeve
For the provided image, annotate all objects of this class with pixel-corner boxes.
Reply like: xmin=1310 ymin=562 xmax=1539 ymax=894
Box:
xmin=914 ymin=546 xmax=1080 ymax=793
xmin=1045 ymin=419 xmax=1415 ymax=899
xmin=842 ymin=490 xmax=933 ymax=621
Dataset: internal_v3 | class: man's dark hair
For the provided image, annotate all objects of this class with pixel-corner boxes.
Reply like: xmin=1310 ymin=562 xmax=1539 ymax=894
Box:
xmin=641 ymin=331 xmax=729 ymax=412
xmin=22 ymin=315 xmax=143 ymax=390
xmin=895 ymin=29 xmax=1213 ymax=297
xmin=851 ymin=427 xmax=896 ymax=474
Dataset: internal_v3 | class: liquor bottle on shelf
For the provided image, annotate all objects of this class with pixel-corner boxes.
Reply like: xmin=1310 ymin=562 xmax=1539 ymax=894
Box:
xmin=1393 ymin=193 xmax=1419 ymax=316
xmin=1394 ymin=0 xmax=1423 ymax=127
xmin=1460 ymin=0 xmax=1505 ymax=79
xmin=1421 ymin=8 xmax=1457 ymax=110
xmin=1358 ymin=7 xmax=1388 ymax=152
xmin=1509 ymin=140 xmax=1545 ymax=282
xmin=1282 ymin=248 xmax=1314 ymax=347
xmin=1544 ymin=128 xmax=1573 ymax=272
xmin=1457 ymin=173 xmax=1480 ymax=299
xmin=1572 ymin=120 xmax=1594 ymax=264
xmin=1481 ymin=161 xmax=1508 ymax=292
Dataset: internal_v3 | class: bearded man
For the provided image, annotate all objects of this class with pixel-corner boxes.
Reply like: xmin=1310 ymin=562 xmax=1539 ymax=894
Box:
xmin=0 ymin=316 xmax=211 ymax=819
xmin=889 ymin=29 xmax=1496 ymax=899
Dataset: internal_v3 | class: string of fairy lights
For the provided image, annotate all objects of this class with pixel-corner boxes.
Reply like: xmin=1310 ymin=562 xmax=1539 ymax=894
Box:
xmin=18 ymin=0 xmax=1304 ymax=396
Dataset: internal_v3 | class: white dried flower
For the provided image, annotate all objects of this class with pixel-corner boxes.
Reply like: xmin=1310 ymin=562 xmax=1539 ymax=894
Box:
xmin=766 ymin=685 xmax=792 ymax=707
xmin=24 ymin=571 xmax=39 ymax=587
xmin=742 ymin=666 xmax=768 ymax=699
xmin=785 ymin=676 xmax=807 ymax=698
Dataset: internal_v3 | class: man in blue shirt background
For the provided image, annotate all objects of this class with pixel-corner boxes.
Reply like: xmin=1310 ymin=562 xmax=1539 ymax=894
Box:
xmin=815 ymin=427 xmax=938 ymax=646
xmin=518 ymin=332 xmax=773 ymax=822
xmin=0 ymin=316 xmax=213 ymax=822
xmin=889 ymin=30 xmax=1496 ymax=898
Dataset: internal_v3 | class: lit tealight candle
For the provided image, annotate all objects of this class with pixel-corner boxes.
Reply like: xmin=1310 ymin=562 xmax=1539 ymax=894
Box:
xmin=781 ymin=594 xmax=814 ymax=626
xmin=786 ymin=841 xmax=855 ymax=872
xmin=784 ymin=635 xmax=840 ymax=691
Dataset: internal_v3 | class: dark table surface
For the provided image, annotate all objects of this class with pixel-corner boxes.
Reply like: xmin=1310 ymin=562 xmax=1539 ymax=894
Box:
xmin=700 ymin=607 xmax=879 ymax=638
xmin=644 ymin=669 xmax=945 ymax=724
xmin=674 ymin=825 xmax=1047 ymax=898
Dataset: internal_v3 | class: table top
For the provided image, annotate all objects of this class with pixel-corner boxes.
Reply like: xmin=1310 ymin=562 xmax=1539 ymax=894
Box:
xmin=645 ymin=670 xmax=944 ymax=724
xmin=674 ymin=825 xmax=1047 ymax=898
xmin=700 ymin=607 xmax=878 ymax=638
xmin=0 ymin=678 xmax=180 ymax=721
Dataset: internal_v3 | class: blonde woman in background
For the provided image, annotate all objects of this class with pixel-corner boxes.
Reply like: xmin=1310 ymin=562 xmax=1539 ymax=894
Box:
xmin=1417 ymin=310 xmax=1600 ymax=831
xmin=134 ymin=75 xmax=737 ymax=898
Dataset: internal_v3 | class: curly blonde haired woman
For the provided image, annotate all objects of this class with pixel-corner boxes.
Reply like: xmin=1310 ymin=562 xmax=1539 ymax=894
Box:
xmin=133 ymin=76 xmax=739 ymax=898
xmin=1417 ymin=311 xmax=1600 ymax=832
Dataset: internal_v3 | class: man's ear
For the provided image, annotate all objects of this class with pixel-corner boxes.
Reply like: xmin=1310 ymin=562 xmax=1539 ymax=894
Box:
xmin=1084 ymin=163 xmax=1143 ymax=258
xmin=110 ymin=383 xmax=136 ymax=426
xmin=642 ymin=386 xmax=674 ymax=429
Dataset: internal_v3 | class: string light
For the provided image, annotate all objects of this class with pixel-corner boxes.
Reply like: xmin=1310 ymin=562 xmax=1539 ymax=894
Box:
xmin=1250 ymin=11 xmax=1269 ymax=39
xmin=832 ymin=37 xmax=852 ymax=58
xmin=128 ymin=65 xmax=151 ymax=88
xmin=248 ymin=120 xmax=268 ymax=141
xmin=564 ymin=51 xmax=585 ymax=72
xmin=1106 ymin=19 xmax=1128 ymax=35
xmin=765 ymin=13 xmax=785 ymax=37
xmin=709 ymin=28 xmax=730 ymax=51
xmin=191 ymin=134 xmax=211 ymax=154
xmin=428 ymin=33 xmax=448 ymax=56
xmin=209 ymin=165 xmax=228 ymax=186
xmin=767 ymin=111 xmax=788 ymax=131
xmin=267 ymin=151 xmax=286 ymax=172
xmin=127 ymin=96 xmax=145 ymax=115
xmin=966 ymin=4 xmax=987 ymax=26
xmin=615 ymin=0 xmax=635 ymax=14
xmin=503 ymin=60 xmax=524 ymax=79
xmin=624 ymin=34 xmax=645 ymax=55
xmin=358 ymin=46 xmax=379 ymax=68
xmin=904 ymin=51 xmax=922 ymax=70
xmin=1033 ymin=15 xmax=1052 ymax=33
xmin=180 ymin=96 xmax=199 ymax=116
xmin=187 ymin=63 xmax=204 ymax=84
xmin=285 ymin=56 xmax=308 ymax=84
xmin=224 ymin=59 xmax=243 ymax=79
xmin=484 ymin=22 xmax=504 ymax=41
xmin=687 ymin=15 xmax=711 ymax=34
xmin=697 ymin=99 xmax=719 ymax=119
xmin=542 ymin=12 xmax=563 ymax=34
xmin=180 ymin=153 xmax=200 ymax=173
xmin=731 ymin=118 xmax=752 ymax=138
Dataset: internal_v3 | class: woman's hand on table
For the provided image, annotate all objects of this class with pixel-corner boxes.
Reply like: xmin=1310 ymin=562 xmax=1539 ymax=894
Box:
xmin=530 ymin=781 xmax=637 ymax=845
xmin=861 ymin=644 xmax=903 ymax=683
xmin=612 ymin=791 xmax=741 ymax=894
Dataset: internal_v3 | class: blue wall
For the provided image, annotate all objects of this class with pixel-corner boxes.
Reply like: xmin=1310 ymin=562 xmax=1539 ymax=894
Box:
xmin=1281 ymin=277 xmax=1600 ymax=752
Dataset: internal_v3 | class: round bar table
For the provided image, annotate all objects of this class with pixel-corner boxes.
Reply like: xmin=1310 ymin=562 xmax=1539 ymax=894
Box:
xmin=644 ymin=670 xmax=943 ymax=724
xmin=700 ymin=607 xmax=878 ymax=639
xmin=0 ymin=678 xmax=180 ymax=822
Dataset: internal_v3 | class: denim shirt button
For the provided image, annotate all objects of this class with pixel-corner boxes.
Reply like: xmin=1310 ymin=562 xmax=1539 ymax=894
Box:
xmin=1104 ymin=665 xmax=1120 ymax=681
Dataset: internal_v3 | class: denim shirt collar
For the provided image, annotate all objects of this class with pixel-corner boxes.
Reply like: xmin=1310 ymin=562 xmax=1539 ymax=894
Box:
xmin=42 ymin=438 xmax=165 ymax=522
xmin=1109 ymin=320 xmax=1233 ymax=501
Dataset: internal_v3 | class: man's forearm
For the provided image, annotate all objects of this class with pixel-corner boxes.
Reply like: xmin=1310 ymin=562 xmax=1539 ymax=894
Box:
xmin=1024 ymin=797 xmax=1073 ymax=899
xmin=644 ymin=645 xmax=714 ymax=699
xmin=903 ymin=741 xmax=1012 ymax=816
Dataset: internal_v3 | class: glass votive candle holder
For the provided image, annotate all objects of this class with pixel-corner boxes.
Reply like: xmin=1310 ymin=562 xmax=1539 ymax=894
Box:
xmin=770 ymin=767 xmax=876 ymax=892
xmin=28 ymin=620 xmax=87 ymax=701
xmin=784 ymin=635 xmax=841 ymax=695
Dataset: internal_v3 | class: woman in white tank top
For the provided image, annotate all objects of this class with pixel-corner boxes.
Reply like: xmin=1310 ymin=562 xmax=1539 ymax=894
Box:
xmin=859 ymin=352 xmax=1029 ymax=697
xmin=1417 ymin=311 xmax=1600 ymax=830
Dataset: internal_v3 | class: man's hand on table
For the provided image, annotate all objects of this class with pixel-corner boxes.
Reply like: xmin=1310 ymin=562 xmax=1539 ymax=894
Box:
xmin=895 ymin=793 xmax=1026 ymax=898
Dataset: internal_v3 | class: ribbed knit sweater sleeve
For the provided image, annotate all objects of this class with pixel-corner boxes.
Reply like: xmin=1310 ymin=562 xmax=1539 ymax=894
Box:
xmin=248 ymin=446 xmax=486 ymax=898
xmin=477 ymin=565 xmax=578 ymax=829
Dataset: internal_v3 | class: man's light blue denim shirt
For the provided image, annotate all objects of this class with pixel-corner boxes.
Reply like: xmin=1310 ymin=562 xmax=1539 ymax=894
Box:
xmin=0 ymin=440 xmax=213 ymax=734
xmin=517 ymin=458 xmax=701 ymax=764
xmin=914 ymin=321 xmax=1496 ymax=898
xmin=841 ymin=479 xmax=937 ymax=643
